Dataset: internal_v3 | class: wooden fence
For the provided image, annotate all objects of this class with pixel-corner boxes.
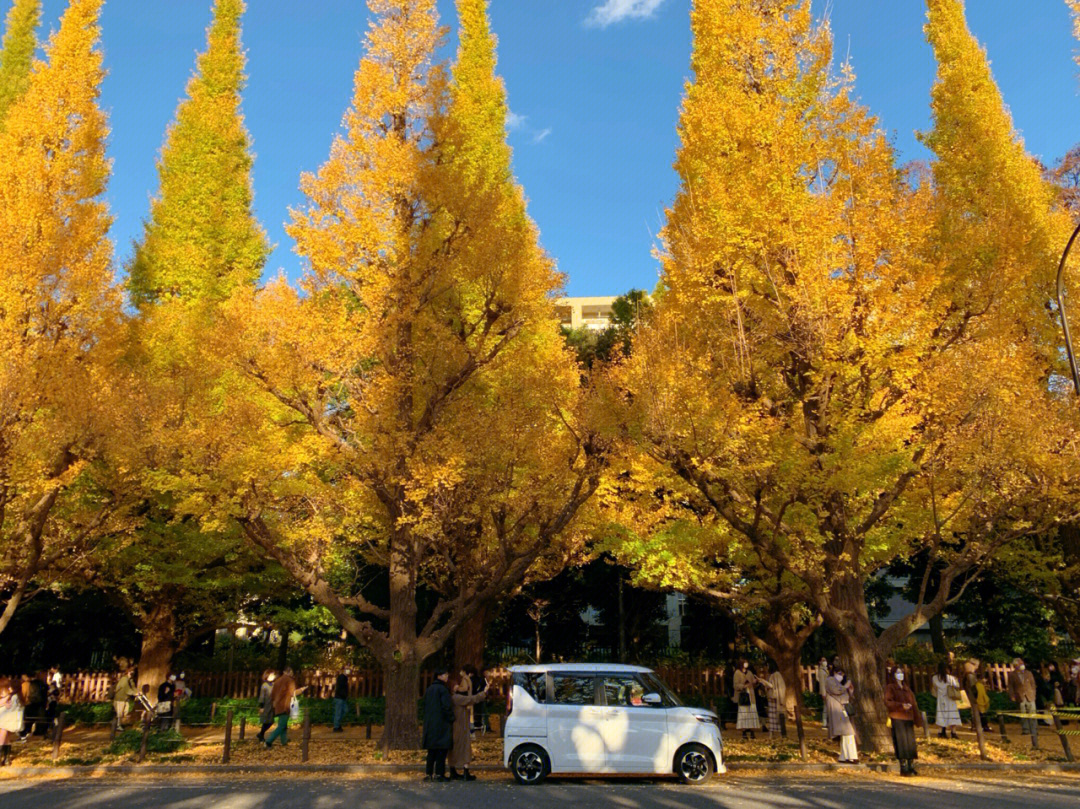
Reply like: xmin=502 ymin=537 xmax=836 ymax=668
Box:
xmin=55 ymin=662 xmax=1020 ymax=703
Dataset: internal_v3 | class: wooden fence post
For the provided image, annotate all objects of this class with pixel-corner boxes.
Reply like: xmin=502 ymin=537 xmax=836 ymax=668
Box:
xmin=239 ymin=715 xmax=246 ymax=741
xmin=223 ymin=709 xmax=233 ymax=764
xmin=997 ymin=714 xmax=1009 ymax=744
xmin=210 ymin=702 xmax=218 ymax=723
xmin=138 ymin=715 xmax=151 ymax=763
xmin=51 ymin=712 xmax=66 ymax=762
xmin=365 ymin=717 xmax=372 ymax=740
xmin=970 ymin=704 xmax=989 ymax=761
xmin=301 ymin=709 xmax=311 ymax=763
xmin=1052 ymin=712 xmax=1074 ymax=763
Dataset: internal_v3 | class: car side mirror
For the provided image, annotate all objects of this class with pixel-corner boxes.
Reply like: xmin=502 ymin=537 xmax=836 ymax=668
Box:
xmin=642 ymin=692 xmax=662 ymax=705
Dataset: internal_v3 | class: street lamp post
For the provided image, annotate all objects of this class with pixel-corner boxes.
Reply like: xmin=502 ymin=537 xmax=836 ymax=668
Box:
xmin=1058 ymin=221 xmax=1080 ymax=396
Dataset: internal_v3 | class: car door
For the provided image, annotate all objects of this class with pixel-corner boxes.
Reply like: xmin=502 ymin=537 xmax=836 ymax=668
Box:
xmin=546 ymin=673 xmax=605 ymax=772
xmin=598 ymin=673 xmax=670 ymax=773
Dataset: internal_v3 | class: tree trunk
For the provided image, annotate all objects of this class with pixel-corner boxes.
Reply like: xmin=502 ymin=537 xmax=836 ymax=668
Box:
xmin=137 ymin=602 xmax=178 ymax=694
xmin=381 ymin=654 xmax=421 ymax=752
xmin=617 ymin=573 xmax=627 ymax=663
xmin=276 ymin=627 xmax=289 ymax=671
xmin=453 ymin=603 xmax=488 ymax=672
xmin=828 ymin=576 xmax=892 ymax=754
xmin=929 ymin=613 xmax=946 ymax=654
xmin=778 ymin=652 xmax=803 ymax=722
xmin=380 ymin=536 xmax=421 ymax=751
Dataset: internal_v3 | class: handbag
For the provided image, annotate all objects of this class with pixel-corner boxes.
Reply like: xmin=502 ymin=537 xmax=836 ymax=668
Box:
xmin=946 ymin=684 xmax=962 ymax=701
xmin=738 ymin=691 xmax=751 ymax=707
xmin=289 ymin=695 xmax=300 ymax=720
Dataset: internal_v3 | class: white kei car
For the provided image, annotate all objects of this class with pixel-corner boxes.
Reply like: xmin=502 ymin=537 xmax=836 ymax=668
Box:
xmin=502 ymin=663 xmax=724 ymax=785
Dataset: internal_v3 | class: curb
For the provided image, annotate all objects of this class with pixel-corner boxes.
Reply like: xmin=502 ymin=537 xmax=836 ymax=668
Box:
xmin=3 ymin=761 xmax=1080 ymax=778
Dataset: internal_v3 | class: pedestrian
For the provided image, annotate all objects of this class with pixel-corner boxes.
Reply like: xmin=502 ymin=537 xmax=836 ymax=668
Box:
xmin=1066 ymin=658 xmax=1080 ymax=707
xmin=19 ymin=673 xmax=46 ymax=740
xmin=733 ymin=660 xmax=762 ymax=740
xmin=422 ymin=668 xmax=455 ymax=782
xmin=0 ymin=677 xmax=24 ymax=766
xmin=1041 ymin=661 xmax=1066 ymax=719
xmin=1008 ymin=657 xmax=1038 ymax=742
xmin=766 ymin=661 xmax=787 ymax=737
xmin=332 ymin=668 xmax=350 ymax=732
xmin=825 ymin=665 xmax=858 ymax=764
xmin=45 ymin=670 xmax=61 ymax=729
xmin=884 ymin=666 xmax=923 ymax=776
xmin=156 ymin=673 xmax=176 ymax=731
xmin=113 ymin=667 xmax=136 ymax=731
xmin=264 ymin=667 xmax=305 ymax=748
xmin=256 ymin=669 xmax=276 ymax=742
xmin=448 ymin=669 xmax=488 ymax=781
xmin=817 ymin=656 xmax=830 ymax=733
xmin=962 ymin=658 xmax=990 ymax=732
xmin=931 ymin=662 xmax=962 ymax=739
xmin=173 ymin=672 xmax=191 ymax=714
xmin=466 ymin=664 xmax=488 ymax=732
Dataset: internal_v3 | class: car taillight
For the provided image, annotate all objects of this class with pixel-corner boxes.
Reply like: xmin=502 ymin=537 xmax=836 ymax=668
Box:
xmin=506 ymin=687 xmax=513 ymax=716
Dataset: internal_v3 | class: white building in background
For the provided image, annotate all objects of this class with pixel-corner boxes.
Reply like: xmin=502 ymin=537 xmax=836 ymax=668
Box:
xmin=556 ymin=296 xmax=618 ymax=331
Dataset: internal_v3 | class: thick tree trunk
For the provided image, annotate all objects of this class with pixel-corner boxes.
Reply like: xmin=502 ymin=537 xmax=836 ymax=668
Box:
xmin=453 ymin=603 xmax=488 ymax=672
xmin=137 ymin=602 xmax=178 ymax=694
xmin=380 ymin=537 xmax=421 ymax=751
xmin=929 ymin=613 xmax=947 ymax=654
xmin=828 ymin=576 xmax=892 ymax=754
xmin=779 ymin=653 xmax=804 ymax=721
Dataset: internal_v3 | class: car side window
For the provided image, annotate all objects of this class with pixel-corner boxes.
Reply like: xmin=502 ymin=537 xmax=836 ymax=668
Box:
xmin=515 ymin=673 xmax=547 ymax=703
xmin=601 ymin=675 xmax=650 ymax=707
xmin=551 ymin=674 xmax=596 ymax=705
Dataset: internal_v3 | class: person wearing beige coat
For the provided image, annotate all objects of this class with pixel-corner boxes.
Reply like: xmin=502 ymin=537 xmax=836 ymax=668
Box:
xmin=1008 ymin=658 xmax=1039 ymax=739
xmin=448 ymin=671 xmax=488 ymax=780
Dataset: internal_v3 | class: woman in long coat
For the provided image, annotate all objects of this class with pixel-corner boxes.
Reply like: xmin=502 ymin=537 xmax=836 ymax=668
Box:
xmin=447 ymin=670 xmax=488 ymax=780
xmin=733 ymin=661 xmax=762 ymax=740
xmin=824 ymin=668 xmax=858 ymax=763
xmin=884 ymin=667 xmax=923 ymax=776
xmin=766 ymin=661 xmax=787 ymax=737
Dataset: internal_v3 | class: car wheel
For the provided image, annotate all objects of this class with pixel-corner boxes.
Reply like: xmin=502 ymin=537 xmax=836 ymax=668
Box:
xmin=675 ymin=743 xmax=714 ymax=785
xmin=510 ymin=744 xmax=550 ymax=785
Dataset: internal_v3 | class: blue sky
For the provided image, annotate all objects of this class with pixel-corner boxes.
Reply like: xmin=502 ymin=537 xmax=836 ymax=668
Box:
xmin=29 ymin=0 xmax=1080 ymax=297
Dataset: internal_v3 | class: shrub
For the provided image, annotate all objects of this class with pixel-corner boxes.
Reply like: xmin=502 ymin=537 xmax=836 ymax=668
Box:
xmin=106 ymin=729 xmax=186 ymax=755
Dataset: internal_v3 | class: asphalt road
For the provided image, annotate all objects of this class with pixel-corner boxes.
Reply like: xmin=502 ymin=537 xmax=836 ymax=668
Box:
xmin=1 ymin=777 xmax=1078 ymax=809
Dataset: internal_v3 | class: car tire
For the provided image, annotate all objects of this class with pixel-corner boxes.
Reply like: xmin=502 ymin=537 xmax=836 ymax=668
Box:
xmin=510 ymin=743 xmax=550 ymax=785
xmin=674 ymin=743 xmax=714 ymax=785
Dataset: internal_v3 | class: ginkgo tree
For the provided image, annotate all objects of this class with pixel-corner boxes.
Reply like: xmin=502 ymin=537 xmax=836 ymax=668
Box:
xmin=612 ymin=0 xmax=1079 ymax=754
xmin=0 ymin=0 xmax=122 ymax=636
xmin=196 ymin=0 xmax=605 ymax=750
xmin=104 ymin=0 xmax=274 ymax=690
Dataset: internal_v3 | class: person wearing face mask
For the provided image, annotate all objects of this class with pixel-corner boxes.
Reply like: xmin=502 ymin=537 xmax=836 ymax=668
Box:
xmin=825 ymin=665 xmax=858 ymax=763
xmin=884 ymin=666 xmax=922 ymax=776
xmin=931 ymin=662 xmax=962 ymax=739
xmin=733 ymin=660 xmax=763 ymax=740
xmin=1008 ymin=657 xmax=1038 ymax=742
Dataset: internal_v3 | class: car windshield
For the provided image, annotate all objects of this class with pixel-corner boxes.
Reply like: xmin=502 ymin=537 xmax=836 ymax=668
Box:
xmin=640 ymin=672 xmax=682 ymax=706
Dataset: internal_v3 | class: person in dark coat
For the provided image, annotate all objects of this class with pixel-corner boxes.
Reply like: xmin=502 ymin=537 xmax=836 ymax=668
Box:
xmin=332 ymin=669 xmax=350 ymax=732
xmin=422 ymin=668 xmax=455 ymax=782
xmin=884 ymin=667 xmax=924 ymax=776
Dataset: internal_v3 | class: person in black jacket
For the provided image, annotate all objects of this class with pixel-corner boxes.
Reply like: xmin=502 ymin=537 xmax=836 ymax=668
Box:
xmin=332 ymin=669 xmax=350 ymax=732
xmin=422 ymin=668 xmax=455 ymax=782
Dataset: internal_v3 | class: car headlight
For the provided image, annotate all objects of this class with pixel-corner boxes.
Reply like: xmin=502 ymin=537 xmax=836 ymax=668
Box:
xmin=693 ymin=713 xmax=720 ymax=727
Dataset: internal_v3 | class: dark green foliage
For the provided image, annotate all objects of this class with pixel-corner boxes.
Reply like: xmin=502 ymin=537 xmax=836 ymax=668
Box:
xmin=106 ymin=728 xmax=186 ymax=755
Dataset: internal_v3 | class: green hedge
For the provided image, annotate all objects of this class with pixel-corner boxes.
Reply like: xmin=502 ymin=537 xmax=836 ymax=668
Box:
xmin=106 ymin=728 xmax=186 ymax=755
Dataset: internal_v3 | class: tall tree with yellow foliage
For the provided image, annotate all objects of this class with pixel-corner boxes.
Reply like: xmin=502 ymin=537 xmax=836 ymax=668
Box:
xmin=111 ymin=0 xmax=271 ymax=690
xmin=613 ymin=0 xmax=1077 ymax=752
xmin=0 ymin=0 xmax=120 ymax=636
xmin=0 ymin=0 xmax=40 ymax=123
xmin=128 ymin=0 xmax=268 ymax=307
xmin=216 ymin=0 xmax=603 ymax=749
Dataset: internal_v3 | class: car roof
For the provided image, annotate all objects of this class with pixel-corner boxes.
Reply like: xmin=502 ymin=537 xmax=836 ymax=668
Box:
xmin=507 ymin=663 xmax=654 ymax=674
